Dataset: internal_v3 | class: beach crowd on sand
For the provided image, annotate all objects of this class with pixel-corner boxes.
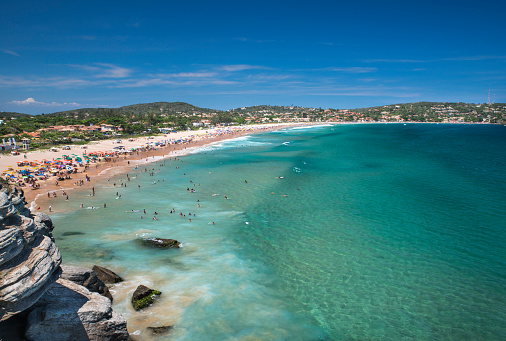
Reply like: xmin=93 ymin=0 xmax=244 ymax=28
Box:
xmin=0 ymin=123 xmax=305 ymax=209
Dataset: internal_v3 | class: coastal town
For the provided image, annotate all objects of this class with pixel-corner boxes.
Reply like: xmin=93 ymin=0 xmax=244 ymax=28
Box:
xmin=0 ymin=102 xmax=505 ymax=152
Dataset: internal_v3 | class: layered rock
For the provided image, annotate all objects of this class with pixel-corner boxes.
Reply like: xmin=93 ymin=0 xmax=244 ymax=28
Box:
xmin=25 ymin=279 xmax=128 ymax=341
xmin=0 ymin=183 xmax=129 ymax=340
xmin=61 ymin=265 xmax=113 ymax=302
xmin=0 ymin=188 xmax=62 ymax=322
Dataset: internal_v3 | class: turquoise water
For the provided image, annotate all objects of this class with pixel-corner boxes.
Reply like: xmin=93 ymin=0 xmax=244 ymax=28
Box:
xmin=49 ymin=124 xmax=506 ymax=340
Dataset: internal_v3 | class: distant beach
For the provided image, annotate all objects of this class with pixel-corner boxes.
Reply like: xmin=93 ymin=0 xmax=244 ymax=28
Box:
xmin=0 ymin=123 xmax=306 ymax=210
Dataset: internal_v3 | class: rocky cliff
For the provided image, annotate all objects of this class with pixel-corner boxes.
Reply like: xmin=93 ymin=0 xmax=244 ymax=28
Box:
xmin=0 ymin=185 xmax=62 ymax=322
xmin=0 ymin=183 xmax=128 ymax=340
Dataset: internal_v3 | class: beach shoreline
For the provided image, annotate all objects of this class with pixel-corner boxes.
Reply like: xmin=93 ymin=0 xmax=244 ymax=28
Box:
xmin=3 ymin=123 xmax=309 ymax=211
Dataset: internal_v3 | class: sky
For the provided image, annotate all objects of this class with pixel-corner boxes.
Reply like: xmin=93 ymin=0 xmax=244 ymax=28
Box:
xmin=1 ymin=0 xmax=505 ymax=115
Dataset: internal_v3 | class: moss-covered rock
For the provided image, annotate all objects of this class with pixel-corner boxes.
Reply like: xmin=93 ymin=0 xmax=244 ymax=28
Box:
xmin=137 ymin=237 xmax=180 ymax=248
xmin=131 ymin=285 xmax=161 ymax=311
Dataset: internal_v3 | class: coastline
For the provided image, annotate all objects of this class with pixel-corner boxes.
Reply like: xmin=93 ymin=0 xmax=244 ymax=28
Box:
xmin=4 ymin=123 xmax=307 ymax=211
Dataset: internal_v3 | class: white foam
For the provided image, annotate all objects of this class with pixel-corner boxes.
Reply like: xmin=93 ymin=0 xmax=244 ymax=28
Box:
xmin=290 ymin=124 xmax=334 ymax=130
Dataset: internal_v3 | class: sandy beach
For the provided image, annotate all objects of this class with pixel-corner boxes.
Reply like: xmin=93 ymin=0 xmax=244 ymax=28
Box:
xmin=0 ymin=123 xmax=303 ymax=210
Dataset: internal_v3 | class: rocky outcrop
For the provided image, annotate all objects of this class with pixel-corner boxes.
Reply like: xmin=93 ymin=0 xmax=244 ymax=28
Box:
xmin=0 ymin=183 xmax=129 ymax=341
xmin=0 ymin=188 xmax=62 ymax=322
xmin=131 ymin=285 xmax=161 ymax=311
xmin=61 ymin=265 xmax=113 ymax=302
xmin=137 ymin=237 xmax=180 ymax=248
xmin=25 ymin=278 xmax=128 ymax=341
xmin=92 ymin=265 xmax=124 ymax=284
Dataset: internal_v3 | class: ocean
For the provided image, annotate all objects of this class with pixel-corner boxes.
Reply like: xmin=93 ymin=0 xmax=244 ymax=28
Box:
xmin=49 ymin=123 xmax=506 ymax=340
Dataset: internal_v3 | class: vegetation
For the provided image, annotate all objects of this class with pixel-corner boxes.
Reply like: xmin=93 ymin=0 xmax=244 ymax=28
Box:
xmin=132 ymin=289 xmax=162 ymax=311
xmin=1 ymin=101 xmax=504 ymax=152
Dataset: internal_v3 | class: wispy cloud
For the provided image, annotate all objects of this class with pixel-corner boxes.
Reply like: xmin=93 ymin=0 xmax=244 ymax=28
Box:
xmin=2 ymin=49 xmax=20 ymax=57
xmin=217 ymin=64 xmax=268 ymax=72
xmin=67 ymin=63 xmax=133 ymax=78
xmin=233 ymin=38 xmax=276 ymax=43
xmin=440 ymin=55 xmax=506 ymax=61
xmin=155 ymin=72 xmax=217 ymax=78
xmin=365 ymin=55 xmax=506 ymax=63
xmin=0 ymin=75 xmax=99 ymax=88
xmin=364 ymin=59 xmax=426 ymax=63
xmin=9 ymin=97 xmax=81 ymax=107
xmin=330 ymin=67 xmax=378 ymax=73
xmin=94 ymin=63 xmax=132 ymax=78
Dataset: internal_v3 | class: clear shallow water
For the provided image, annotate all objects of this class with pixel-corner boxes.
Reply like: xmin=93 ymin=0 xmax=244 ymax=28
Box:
xmin=50 ymin=124 xmax=506 ymax=340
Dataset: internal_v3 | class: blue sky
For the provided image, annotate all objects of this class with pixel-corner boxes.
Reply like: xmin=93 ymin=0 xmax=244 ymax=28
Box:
xmin=1 ymin=0 xmax=505 ymax=115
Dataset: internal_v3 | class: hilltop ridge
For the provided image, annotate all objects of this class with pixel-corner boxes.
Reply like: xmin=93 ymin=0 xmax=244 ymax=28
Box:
xmin=0 ymin=101 xmax=504 ymax=145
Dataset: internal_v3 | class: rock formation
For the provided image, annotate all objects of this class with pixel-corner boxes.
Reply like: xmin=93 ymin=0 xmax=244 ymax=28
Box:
xmin=0 ymin=186 xmax=62 ymax=322
xmin=0 ymin=183 xmax=129 ymax=340
xmin=137 ymin=237 xmax=180 ymax=248
xmin=131 ymin=285 xmax=161 ymax=311
xmin=92 ymin=264 xmax=124 ymax=284
xmin=61 ymin=265 xmax=113 ymax=302
xmin=25 ymin=278 xmax=128 ymax=341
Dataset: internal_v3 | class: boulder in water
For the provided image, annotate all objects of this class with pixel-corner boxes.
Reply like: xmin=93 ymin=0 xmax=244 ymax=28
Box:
xmin=131 ymin=285 xmax=161 ymax=311
xmin=92 ymin=265 xmax=124 ymax=284
xmin=147 ymin=325 xmax=173 ymax=335
xmin=137 ymin=237 xmax=180 ymax=248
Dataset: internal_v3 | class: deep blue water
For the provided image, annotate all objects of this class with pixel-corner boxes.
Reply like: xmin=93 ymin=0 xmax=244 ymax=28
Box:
xmin=50 ymin=124 xmax=506 ymax=340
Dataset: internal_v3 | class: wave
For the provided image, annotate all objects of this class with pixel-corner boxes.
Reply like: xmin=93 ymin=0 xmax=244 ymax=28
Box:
xmin=290 ymin=124 xmax=335 ymax=130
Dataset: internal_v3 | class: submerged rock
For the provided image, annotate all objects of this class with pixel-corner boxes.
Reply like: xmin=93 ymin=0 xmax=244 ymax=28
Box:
xmin=137 ymin=237 xmax=180 ymax=248
xmin=147 ymin=325 xmax=173 ymax=335
xmin=61 ymin=231 xmax=85 ymax=237
xmin=61 ymin=265 xmax=113 ymax=302
xmin=131 ymin=285 xmax=161 ymax=311
xmin=92 ymin=265 xmax=124 ymax=284
xmin=25 ymin=279 xmax=128 ymax=341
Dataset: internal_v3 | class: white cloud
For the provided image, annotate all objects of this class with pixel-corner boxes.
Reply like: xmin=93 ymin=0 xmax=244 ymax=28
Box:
xmin=156 ymin=72 xmax=217 ymax=78
xmin=94 ymin=63 xmax=132 ymax=78
xmin=9 ymin=98 xmax=81 ymax=107
xmin=1 ymin=49 xmax=19 ymax=57
xmin=68 ymin=63 xmax=132 ymax=78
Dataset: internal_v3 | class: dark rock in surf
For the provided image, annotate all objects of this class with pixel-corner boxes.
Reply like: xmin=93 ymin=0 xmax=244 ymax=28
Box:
xmin=61 ymin=231 xmax=85 ymax=236
xmin=92 ymin=265 xmax=124 ymax=284
xmin=137 ymin=237 xmax=180 ymax=249
xmin=131 ymin=285 xmax=161 ymax=311
xmin=147 ymin=325 xmax=173 ymax=335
